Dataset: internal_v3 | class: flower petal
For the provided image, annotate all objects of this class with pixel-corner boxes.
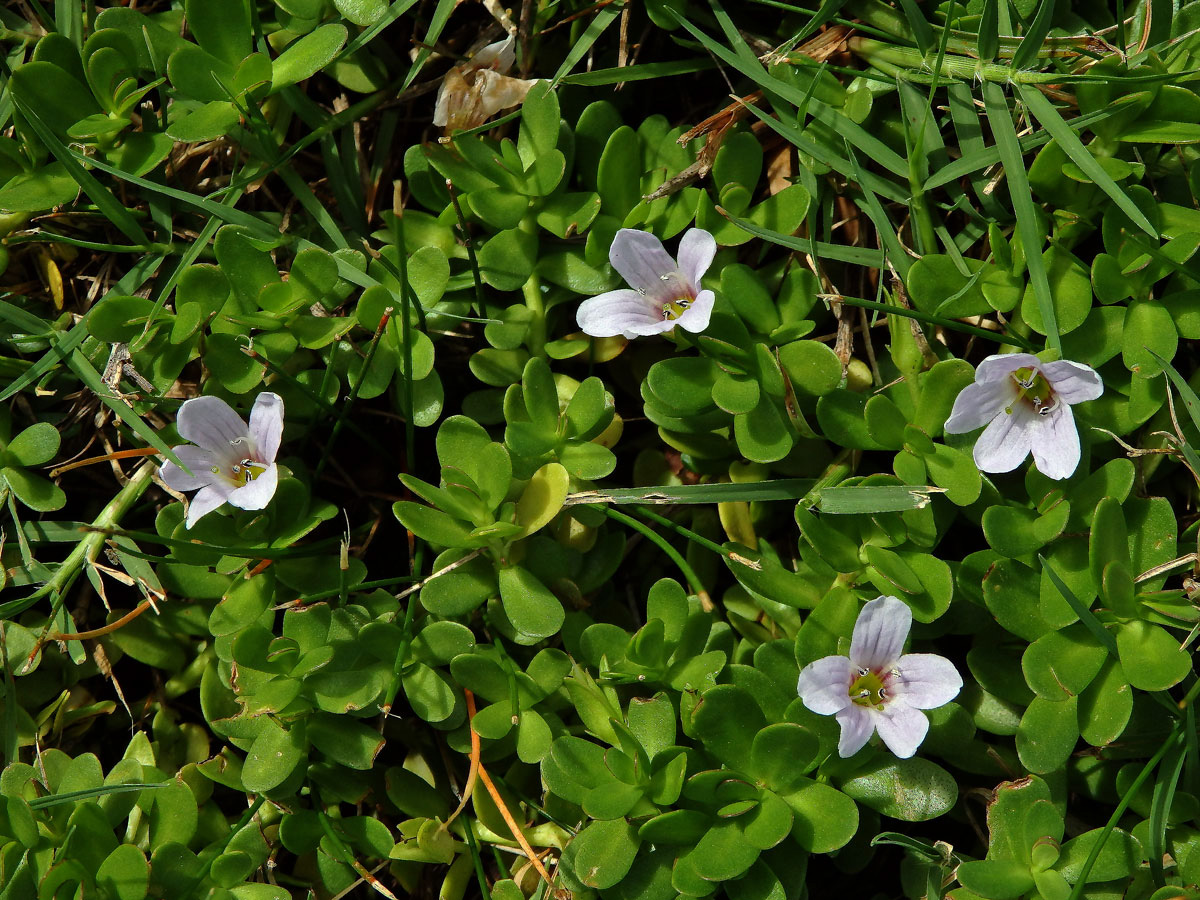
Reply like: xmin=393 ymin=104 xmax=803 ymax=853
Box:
xmin=972 ymin=402 xmax=1036 ymax=473
xmin=895 ymin=653 xmax=963 ymax=709
xmin=227 ymin=463 xmax=278 ymax=511
xmin=160 ymin=445 xmax=220 ymax=492
xmin=974 ymin=353 xmax=1041 ymax=383
xmin=609 ymin=229 xmax=677 ymax=294
xmin=676 ymin=289 xmax=715 ymax=335
xmin=677 ymin=228 xmax=716 ymax=289
xmin=1029 ymin=403 xmax=1081 ymax=480
xmin=476 ymin=70 xmax=536 ymax=118
xmin=472 ymin=36 xmax=515 ymax=71
xmin=873 ymin=703 xmax=929 ymax=759
xmin=185 ymin=485 xmax=229 ymax=529
xmin=1040 ymin=360 xmax=1104 ymax=404
xmin=850 ymin=595 xmax=911 ymax=671
xmin=834 ymin=706 xmax=876 ymax=758
xmin=249 ymin=392 xmax=284 ymax=463
xmin=623 ymin=318 xmax=681 ymax=338
xmin=944 ymin=379 xmax=1018 ymax=434
xmin=177 ymin=396 xmax=250 ymax=455
xmin=797 ymin=655 xmax=855 ymax=715
xmin=577 ymin=289 xmax=660 ymax=337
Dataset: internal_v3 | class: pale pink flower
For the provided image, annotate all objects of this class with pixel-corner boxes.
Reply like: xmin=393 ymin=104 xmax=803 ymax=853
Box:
xmin=797 ymin=596 xmax=961 ymax=759
xmin=576 ymin=228 xmax=716 ymax=339
xmin=159 ymin=393 xmax=283 ymax=529
xmin=944 ymin=354 xmax=1103 ymax=480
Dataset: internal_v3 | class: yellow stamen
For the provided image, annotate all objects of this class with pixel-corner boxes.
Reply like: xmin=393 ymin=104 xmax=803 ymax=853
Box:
xmin=1010 ymin=367 xmax=1059 ymax=417
xmin=849 ymin=669 xmax=888 ymax=709
xmin=661 ymin=297 xmax=693 ymax=320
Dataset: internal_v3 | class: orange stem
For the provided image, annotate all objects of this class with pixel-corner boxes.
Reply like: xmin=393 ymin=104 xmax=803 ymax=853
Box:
xmin=43 ymin=599 xmax=153 ymax=641
xmin=246 ymin=558 xmax=273 ymax=578
xmin=464 ymin=689 xmax=552 ymax=884
xmin=51 ymin=447 xmax=161 ymax=477
xmin=445 ymin=688 xmax=482 ymax=827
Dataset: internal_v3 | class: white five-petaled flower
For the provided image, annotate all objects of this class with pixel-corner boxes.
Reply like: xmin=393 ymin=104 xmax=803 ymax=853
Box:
xmin=159 ymin=393 xmax=283 ymax=529
xmin=576 ymin=228 xmax=717 ymax=339
xmin=797 ymin=596 xmax=962 ymax=759
xmin=943 ymin=354 xmax=1103 ymax=480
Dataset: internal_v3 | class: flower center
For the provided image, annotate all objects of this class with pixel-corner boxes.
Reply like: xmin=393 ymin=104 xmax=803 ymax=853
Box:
xmin=849 ymin=667 xmax=894 ymax=709
xmin=655 ymin=271 xmax=696 ymax=321
xmin=662 ymin=297 xmax=693 ymax=320
xmin=1008 ymin=367 xmax=1059 ymax=417
xmin=209 ymin=458 xmax=268 ymax=487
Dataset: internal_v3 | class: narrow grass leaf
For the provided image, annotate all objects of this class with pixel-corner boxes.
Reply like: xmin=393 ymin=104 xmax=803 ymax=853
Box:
xmin=13 ymin=102 xmax=150 ymax=248
xmin=551 ymin=1 xmax=625 ymax=86
xmin=0 ymin=299 xmax=52 ymax=335
xmin=670 ymin=9 xmax=910 ymax=179
xmin=1012 ymin=0 xmax=1058 ymax=70
xmin=740 ymin=101 xmax=909 ymax=203
xmin=402 ymin=0 xmax=455 ymax=90
xmin=719 ymin=207 xmax=886 ymax=267
xmin=29 ymin=783 xmax=164 ymax=809
xmin=339 ymin=0 xmax=421 ymax=60
xmin=1018 ymin=84 xmax=1156 ymax=237
xmin=68 ymin=348 xmax=185 ymax=468
xmin=846 ymin=143 xmax=913 ymax=277
xmin=812 ymin=485 xmax=946 ymax=513
xmin=983 ymin=81 xmax=1060 ymax=351
xmin=1148 ymin=740 xmax=1185 ymax=886
xmin=925 ymin=106 xmax=1110 ymax=191
xmin=893 ymin=0 xmax=934 ymax=53
xmin=1149 ymin=349 xmax=1200 ymax=435
xmin=832 ymin=294 xmax=1036 ymax=349
xmin=564 ymin=480 xmax=815 ymax=506
xmin=560 ymin=59 xmax=718 ymax=85
xmin=785 ymin=0 xmax=851 ymax=45
xmin=0 ymin=253 xmax=163 ymax=402
xmin=978 ymin=0 xmax=999 ymax=61
xmin=1039 ymin=554 xmax=1119 ymax=657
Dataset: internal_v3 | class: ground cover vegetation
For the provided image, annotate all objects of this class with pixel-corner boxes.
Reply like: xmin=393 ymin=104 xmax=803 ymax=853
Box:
xmin=2 ymin=0 xmax=1200 ymax=898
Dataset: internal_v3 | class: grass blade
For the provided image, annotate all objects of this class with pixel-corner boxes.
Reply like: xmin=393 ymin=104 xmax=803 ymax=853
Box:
xmin=1039 ymin=553 xmax=1119 ymax=656
xmin=560 ymin=58 xmax=717 ymax=86
xmin=1018 ymin=83 xmax=1156 ymax=237
xmin=671 ymin=8 xmax=910 ymax=179
xmin=551 ymin=0 xmax=625 ymax=86
xmin=1012 ymin=0 xmax=1058 ymax=70
xmin=565 ymin=480 xmax=815 ymax=506
xmin=983 ymin=81 xmax=1060 ymax=351
xmin=812 ymin=485 xmax=945 ymax=513
xmin=924 ymin=106 xmax=1111 ymax=191
xmin=402 ymin=0 xmax=455 ymax=91
xmin=719 ymin=207 xmax=886 ymax=267
xmin=13 ymin=101 xmax=150 ymax=247
xmin=0 ymin=253 xmax=163 ymax=402
xmin=67 ymin=348 xmax=185 ymax=468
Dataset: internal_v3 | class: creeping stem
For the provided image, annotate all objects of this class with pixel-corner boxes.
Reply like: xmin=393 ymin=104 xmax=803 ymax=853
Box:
xmin=0 ymin=459 xmax=157 ymax=620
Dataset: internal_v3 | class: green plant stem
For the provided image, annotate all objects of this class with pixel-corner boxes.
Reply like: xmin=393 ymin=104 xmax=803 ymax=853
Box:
xmin=520 ymin=216 xmax=546 ymax=357
xmin=848 ymin=0 xmax=1110 ymax=58
xmin=832 ymin=293 xmax=1037 ymax=350
xmin=848 ymin=38 xmax=1063 ymax=83
xmin=0 ymin=460 xmax=156 ymax=619
xmin=522 ymin=274 xmax=546 ymax=358
xmin=594 ymin=505 xmax=712 ymax=606
xmin=184 ymin=796 xmax=267 ymax=898
xmin=626 ymin=505 xmax=730 ymax=558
